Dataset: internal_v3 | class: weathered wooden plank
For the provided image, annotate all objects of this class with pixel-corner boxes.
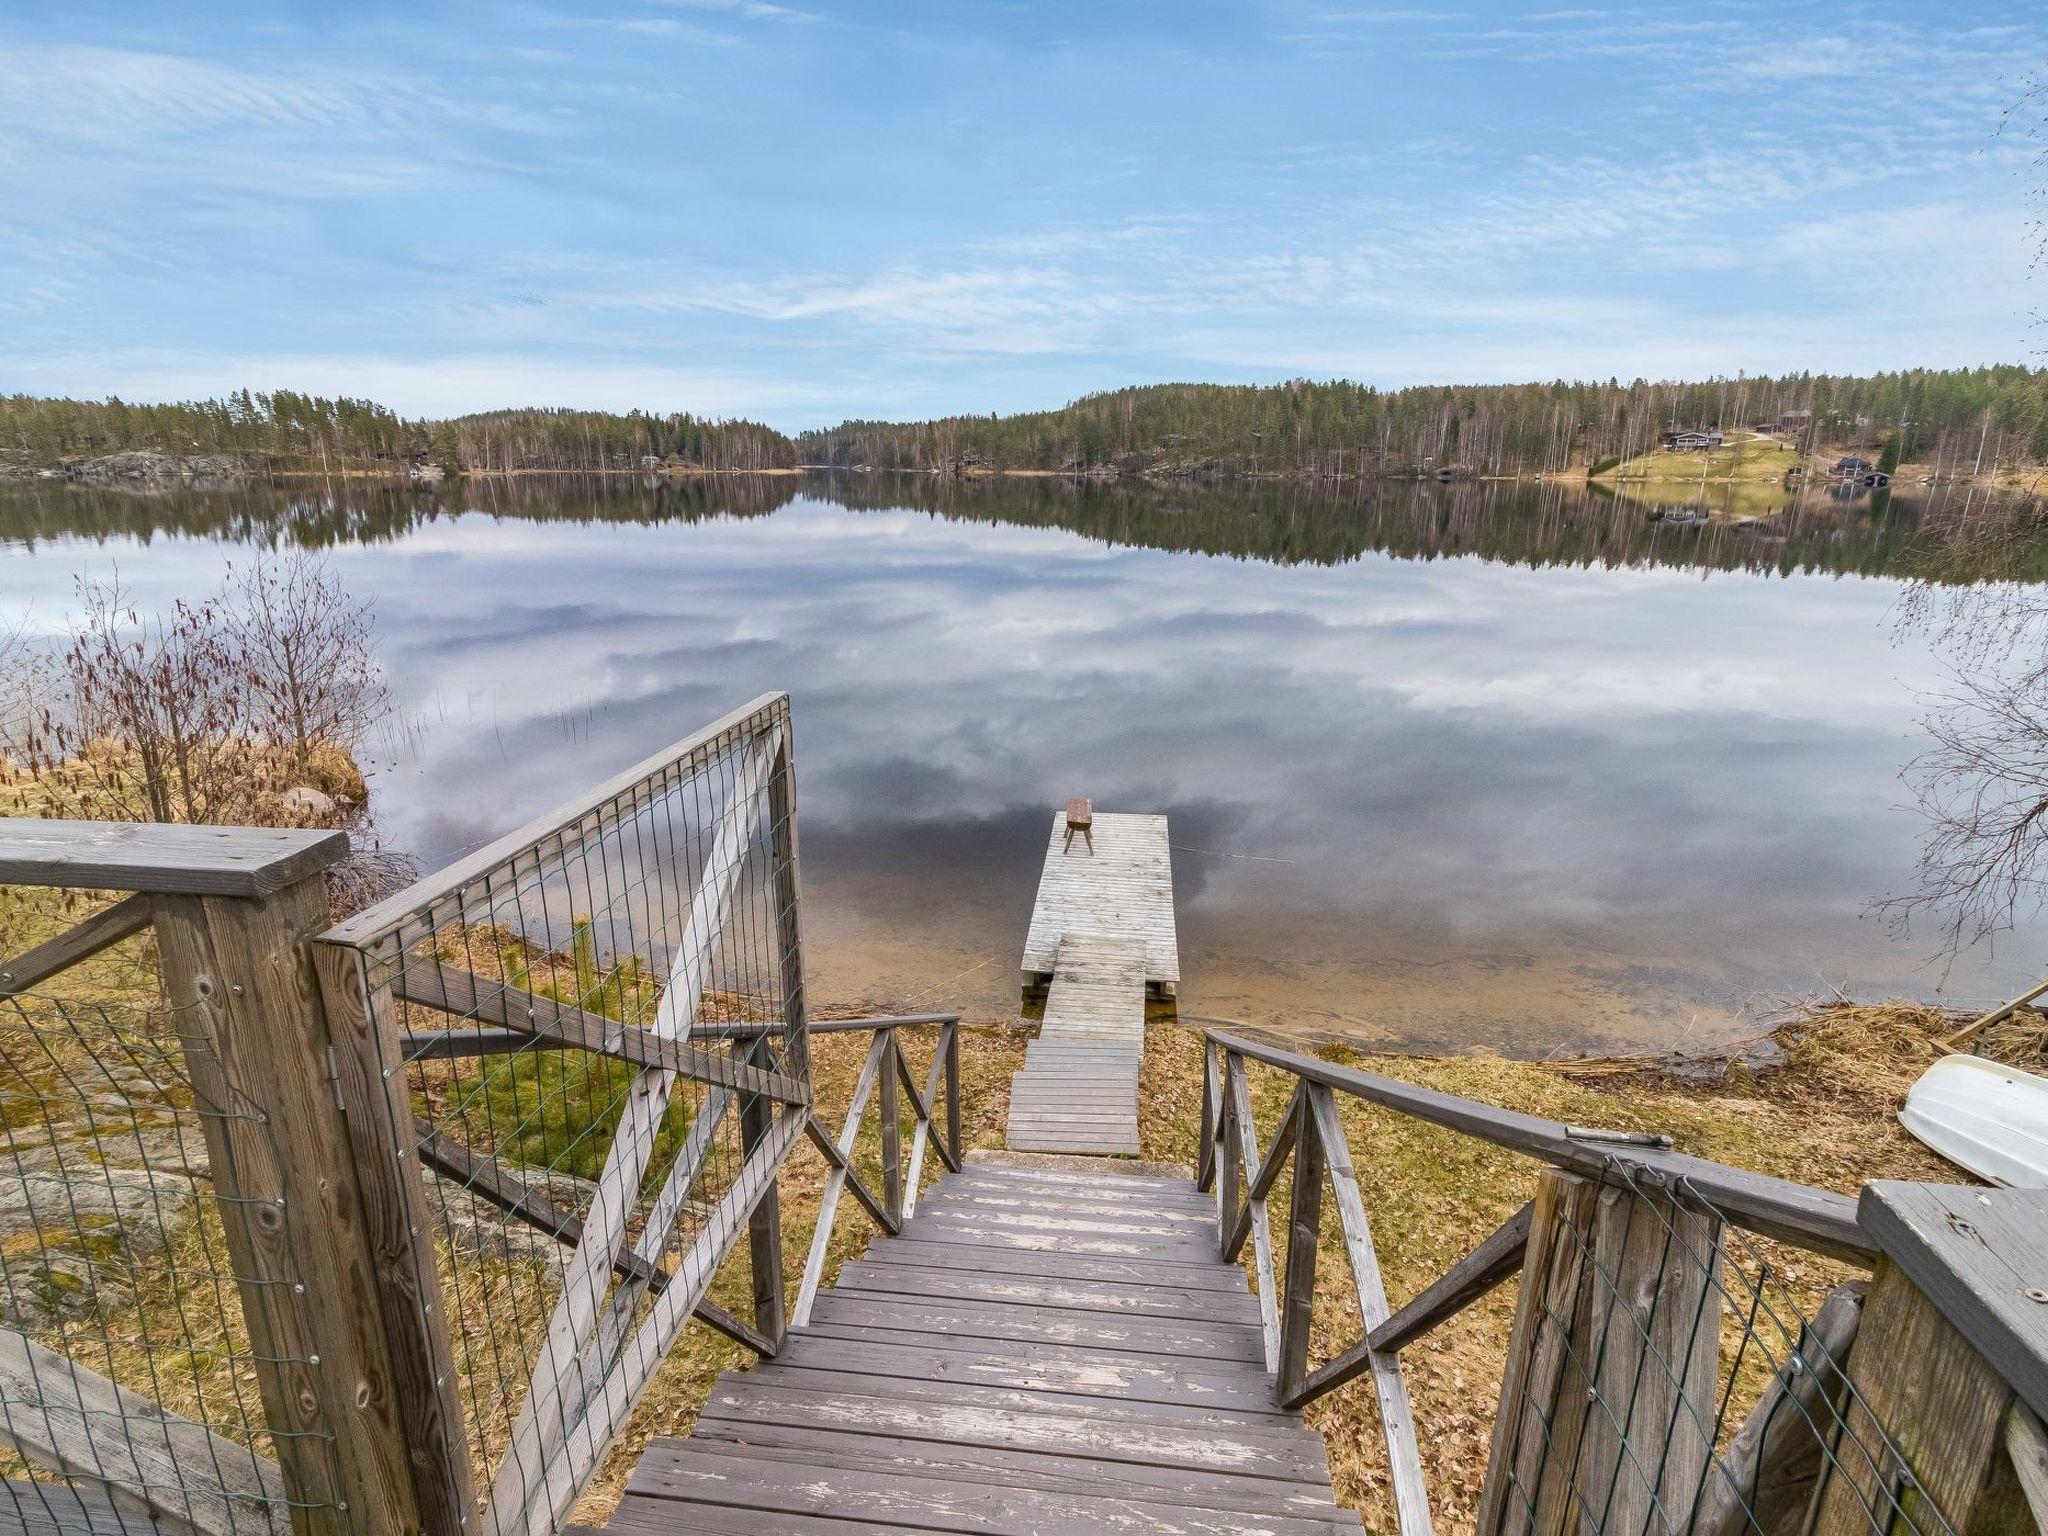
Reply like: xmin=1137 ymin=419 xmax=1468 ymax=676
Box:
xmin=390 ymin=960 xmax=803 ymax=1104
xmin=793 ymin=1029 xmax=895 ymax=1328
xmin=1225 ymin=1053 xmax=1283 ymax=1374
xmin=0 ymin=1331 xmax=287 ymax=1536
xmin=1811 ymin=1254 xmax=2031 ymax=1536
xmin=625 ymin=1444 xmax=1365 ymax=1535
xmin=1367 ymin=1200 xmax=1532 ymax=1357
xmin=897 ymin=1196 xmax=1212 ymax=1236
xmin=607 ymin=1497 xmax=937 ymax=1536
xmin=1210 ymin=1030 xmax=1869 ymax=1262
xmin=875 ymin=1218 xmax=1212 ymax=1261
xmin=858 ymin=1234 xmax=1250 ymax=1290
xmin=775 ymin=1323 xmax=1285 ymax=1401
xmin=1303 ymin=1085 xmax=1433 ymax=1536
xmin=830 ymin=1260 xmax=1259 ymax=1323
xmin=157 ymin=880 xmax=442 ymax=1535
xmin=766 ymin=1335 xmax=1292 ymax=1416
xmin=805 ymin=1293 xmax=1266 ymax=1363
xmin=0 ymin=820 xmax=346 ymax=898
xmin=1858 ymin=1181 xmax=2048 ymax=1423
xmin=680 ymin=1422 xmax=1347 ymax=1514
xmin=0 ymin=894 xmax=154 ymax=994
xmin=739 ymin=1355 xmax=1293 ymax=1428
xmin=0 ymin=1484 xmax=162 ymax=1536
xmin=696 ymin=1378 xmax=1332 ymax=1480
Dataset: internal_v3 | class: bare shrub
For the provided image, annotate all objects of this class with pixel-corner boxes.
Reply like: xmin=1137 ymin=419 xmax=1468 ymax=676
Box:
xmin=9 ymin=555 xmax=412 ymax=915
xmin=225 ymin=555 xmax=386 ymax=774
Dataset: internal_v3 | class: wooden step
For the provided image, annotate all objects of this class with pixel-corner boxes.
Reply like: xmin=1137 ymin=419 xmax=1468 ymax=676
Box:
xmin=604 ymin=1163 xmax=1360 ymax=1533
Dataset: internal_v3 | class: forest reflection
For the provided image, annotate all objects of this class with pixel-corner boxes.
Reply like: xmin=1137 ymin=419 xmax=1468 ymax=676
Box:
xmin=4 ymin=470 xmax=2042 ymax=585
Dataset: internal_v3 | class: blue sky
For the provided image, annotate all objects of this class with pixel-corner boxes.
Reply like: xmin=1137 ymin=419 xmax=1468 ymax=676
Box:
xmin=1 ymin=2 xmax=2042 ymax=429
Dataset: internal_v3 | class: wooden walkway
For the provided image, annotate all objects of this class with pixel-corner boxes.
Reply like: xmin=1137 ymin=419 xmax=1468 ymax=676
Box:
xmin=605 ymin=1157 xmax=1361 ymax=1534
xmin=1008 ymin=808 xmax=1178 ymax=1156
xmin=1006 ymin=933 xmax=1145 ymax=1154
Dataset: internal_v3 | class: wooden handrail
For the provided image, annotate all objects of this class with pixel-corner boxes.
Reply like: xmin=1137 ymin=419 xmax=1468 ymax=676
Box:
xmin=324 ymin=692 xmax=787 ymax=948
xmin=0 ymin=818 xmax=347 ymax=898
xmin=792 ymin=1016 xmax=962 ymax=1327
xmin=1206 ymin=1029 xmax=1871 ymax=1261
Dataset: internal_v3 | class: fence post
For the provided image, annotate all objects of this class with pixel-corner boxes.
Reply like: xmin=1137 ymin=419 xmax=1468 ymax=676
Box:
xmin=943 ymin=1022 xmax=961 ymax=1168
xmin=740 ymin=1036 xmax=788 ymax=1354
xmin=880 ymin=1028 xmax=903 ymax=1224
xmin=1276 ymin=1090 xmax=1325 ymax=1407
xmin=1809 ymin=1183 xmax=2046 ymax=1536
xmin=142 ymin=841 xmax=446 ymax=1536
xmin=1477 ymin=1167 xmax=1723 ymax=1536
xmin=310 ymin=944 xmax=478 ymax=1536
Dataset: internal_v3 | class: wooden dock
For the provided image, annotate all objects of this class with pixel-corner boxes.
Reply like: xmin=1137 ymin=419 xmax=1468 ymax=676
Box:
xmin=1008 ymin=809 xmax=1178 ymax=1157
xmin=1020 ymin=812 xmax=1177 ymax=999
xmin=605 ymin=1157 xmax=1361 ymax=1534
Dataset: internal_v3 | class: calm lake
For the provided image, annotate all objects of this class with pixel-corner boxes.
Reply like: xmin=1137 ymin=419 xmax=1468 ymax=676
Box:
xmin=5 ymin=470 xmax=2043 ymax=1055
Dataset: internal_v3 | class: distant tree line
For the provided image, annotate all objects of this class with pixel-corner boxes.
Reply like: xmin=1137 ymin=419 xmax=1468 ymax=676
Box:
xmin=799 ymin=367 xmax=2048 ymax=478
xmin=0 ymin=392 xmax=796 ymax=473
xmin=7 ymin=366 xmax=2048 ymax=481
xmin=430 ymin=407 xmax=795 ymax=472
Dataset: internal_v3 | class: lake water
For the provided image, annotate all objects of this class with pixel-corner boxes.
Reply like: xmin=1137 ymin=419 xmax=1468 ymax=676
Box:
xmin=4 ymin=470 xmax=2042 ymax=1055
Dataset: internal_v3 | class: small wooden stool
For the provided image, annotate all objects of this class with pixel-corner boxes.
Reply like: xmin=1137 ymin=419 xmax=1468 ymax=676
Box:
xmin=1063 ymin=797 xmax=1094 ymax=854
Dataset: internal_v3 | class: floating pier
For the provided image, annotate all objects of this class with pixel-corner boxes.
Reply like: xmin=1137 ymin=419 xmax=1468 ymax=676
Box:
xmin=1007 ymin=808 xmax=1177 ymax=1157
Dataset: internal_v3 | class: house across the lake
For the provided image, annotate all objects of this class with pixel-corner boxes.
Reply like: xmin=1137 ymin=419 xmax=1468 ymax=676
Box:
xmin=1659 ymin=429 xmax=1723 ymax=451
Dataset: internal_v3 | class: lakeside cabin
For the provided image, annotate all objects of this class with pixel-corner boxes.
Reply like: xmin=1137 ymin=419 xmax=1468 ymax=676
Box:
xmin=1658 ymin=428 xmax=1724 ymax=451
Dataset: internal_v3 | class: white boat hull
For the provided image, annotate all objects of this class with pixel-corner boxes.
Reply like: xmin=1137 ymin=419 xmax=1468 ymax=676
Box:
xmin=1900 ymin=1053 xmax=2048 ymax=1188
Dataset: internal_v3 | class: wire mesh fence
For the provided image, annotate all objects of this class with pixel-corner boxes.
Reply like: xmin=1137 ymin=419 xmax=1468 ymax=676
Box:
xmin=320 ymin=692 xmax=807 ymax=1535
xmin=0 ymin=986 xmax=344 ymax=1535
xmin=1483 ymin=1160 xmax=1955 ymax=1536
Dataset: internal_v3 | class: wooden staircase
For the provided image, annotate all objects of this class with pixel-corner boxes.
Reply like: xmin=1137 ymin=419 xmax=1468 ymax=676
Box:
xmin=605 ymin=1157 xmax=1361 ymax=1534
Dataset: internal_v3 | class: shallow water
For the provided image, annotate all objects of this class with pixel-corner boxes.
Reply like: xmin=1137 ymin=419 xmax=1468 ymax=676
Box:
xmin=4 ymin=470 xmax=2041 ymax=1053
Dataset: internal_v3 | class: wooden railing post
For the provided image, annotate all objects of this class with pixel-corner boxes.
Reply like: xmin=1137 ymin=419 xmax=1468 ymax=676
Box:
xmin=740 ymin=1036 xmax=788 ymax=1356
xmin=117 ymin=829 xmax=459 ymax=1536
xmin=1809 ymin=1183 xmax=2048 ymax=1536
xmin=1276 ymin=1090 xmax=1325 ymax=1407
xmin=1476 ymin=1167 xmax=1723 ymax=1536
xmin=1196 ymin=1041 xmax=1218 ymax=1196
xmin=943 ymin=1021 xmax=961 ymax=1169
xmin=880 ymin=1028 xmax=903 ymax=1225
xmin=1217 ymin=1056 xmax=1243 ymax=1257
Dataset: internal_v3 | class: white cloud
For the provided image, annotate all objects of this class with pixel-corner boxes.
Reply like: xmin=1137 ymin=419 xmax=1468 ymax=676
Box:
xmin=0 ymin=350 xmax=843 ymax=421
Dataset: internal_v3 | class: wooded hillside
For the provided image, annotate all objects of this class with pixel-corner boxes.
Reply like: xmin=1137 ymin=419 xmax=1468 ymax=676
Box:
xmin=799 ymin=367 xmax=2048 ymax=478
xmin=6 ymin=366 xmax=2046 ymax=480
xmin=0 ymin=393 xmax=797 ymax=473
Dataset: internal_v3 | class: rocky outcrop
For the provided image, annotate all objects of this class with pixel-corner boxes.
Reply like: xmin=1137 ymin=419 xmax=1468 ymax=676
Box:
xmin=64 ymin=451 xmax=255 ymax=491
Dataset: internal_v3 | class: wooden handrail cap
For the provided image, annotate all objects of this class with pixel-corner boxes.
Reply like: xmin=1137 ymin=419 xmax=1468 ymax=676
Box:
xmin=0 ymin=817 xmax=349 ymax=897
